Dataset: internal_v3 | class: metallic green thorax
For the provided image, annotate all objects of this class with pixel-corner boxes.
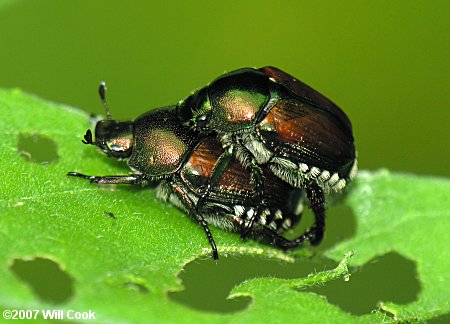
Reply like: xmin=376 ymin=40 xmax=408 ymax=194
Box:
xmin=181 ymin=68 xmax=271 ymax=133
xmin=208 ymin=88 xmax=267 ymax=132
xmin=128 ymin=109 xmax=199 ymax=176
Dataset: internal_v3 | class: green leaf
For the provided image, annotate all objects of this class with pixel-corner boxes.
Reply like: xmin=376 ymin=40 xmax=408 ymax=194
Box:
xmin=327 ymin=170 xmax=450 ymax=321
xmin=1 ymin=89 xmax=448 ymax=322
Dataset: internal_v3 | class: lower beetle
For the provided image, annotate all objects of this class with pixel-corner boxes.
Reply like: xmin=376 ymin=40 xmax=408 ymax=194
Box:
xmin=176 ymin=67 xmax=357 ymax=245
xmin=68 ymin=84 xmax=320 ymax=259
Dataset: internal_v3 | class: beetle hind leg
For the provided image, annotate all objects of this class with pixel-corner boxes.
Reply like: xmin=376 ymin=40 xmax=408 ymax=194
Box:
xmin=305 ymin=182 xmax=326 ymax=245
xmin=250 ymin=227 xmax=295 ymax=250
xmin=250 ymin=183 xmax=325 ymax=250
xmin=240 ymin=163 xmax=267 ymax=239
xmin=286 ymin=182 xmax=325 ymax=248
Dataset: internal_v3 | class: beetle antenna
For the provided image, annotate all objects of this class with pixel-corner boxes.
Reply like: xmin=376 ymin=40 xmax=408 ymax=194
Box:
xmin=98 ymin=81 xmax=111 ymax=120
xmin=82 ymin=129 xmax=95 ymax=145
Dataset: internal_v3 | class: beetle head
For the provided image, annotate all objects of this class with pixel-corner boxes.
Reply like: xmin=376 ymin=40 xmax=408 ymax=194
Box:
xmin=82 ymin=82 xmax=134 ymax=159
xmin=176 ymin=87 xmax=212 ymax=129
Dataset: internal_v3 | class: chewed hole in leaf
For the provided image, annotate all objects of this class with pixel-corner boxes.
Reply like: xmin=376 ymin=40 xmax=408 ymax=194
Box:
xmin=168 ymin=255 xmax=336 ymax=314
xmin=306 ymin=252 xmax=420 ymax=315
xmin=10 ymin=257 xmax=74 ymax=304
xmin=17 ymin=133 xmax=59 ymax=164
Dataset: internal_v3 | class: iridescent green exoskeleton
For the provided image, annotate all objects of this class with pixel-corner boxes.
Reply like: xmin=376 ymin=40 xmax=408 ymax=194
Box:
xmin=176 ymin=67 xmax=357 ymax=246
xmin=69 ymin=83 xmax=319 ymax=260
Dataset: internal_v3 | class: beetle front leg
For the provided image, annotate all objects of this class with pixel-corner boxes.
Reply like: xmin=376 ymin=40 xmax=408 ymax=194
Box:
xmin=67 ymin=172 xmax=145 ymax=185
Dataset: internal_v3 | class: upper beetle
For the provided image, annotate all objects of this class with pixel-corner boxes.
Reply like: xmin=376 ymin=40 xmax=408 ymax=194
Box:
xmin=176 ymin=67 xmax=357 ymax=246
xmin=69 ymin=83 xmax=315 ymax=260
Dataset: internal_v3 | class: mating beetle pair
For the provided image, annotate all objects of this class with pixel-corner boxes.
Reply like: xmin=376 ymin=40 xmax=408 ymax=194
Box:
xmin=69 ymin=67 xmax=357 ymax=259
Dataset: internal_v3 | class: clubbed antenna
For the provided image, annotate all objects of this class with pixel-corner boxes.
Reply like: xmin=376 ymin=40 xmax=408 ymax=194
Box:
xmin=81 ymin=129 xmax=94 ymax=145
xmin=99 ymin=81 xmax=111 ymax=120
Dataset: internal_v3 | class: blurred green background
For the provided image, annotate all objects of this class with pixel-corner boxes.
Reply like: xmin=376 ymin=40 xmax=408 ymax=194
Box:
xmin=1 ymin=0 xmax=449 ymax=317
xmin=1 ymin=0 xmax=448 ymax=177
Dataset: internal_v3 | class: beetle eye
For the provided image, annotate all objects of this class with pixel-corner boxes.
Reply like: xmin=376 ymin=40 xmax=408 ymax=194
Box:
xmin=196 ymin=114 xmax=208 ymax=127
xmin=107 ymin=138 xmax=132 ymax=153
xmin=108 ymin=144 xmax=123 ymax=152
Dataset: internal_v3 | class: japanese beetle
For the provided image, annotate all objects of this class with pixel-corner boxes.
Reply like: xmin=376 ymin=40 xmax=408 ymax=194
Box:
xmin=176 ymin=66 xmax=357 ymax=246
xmin=68 ymin=83 xmax=318 ymax=260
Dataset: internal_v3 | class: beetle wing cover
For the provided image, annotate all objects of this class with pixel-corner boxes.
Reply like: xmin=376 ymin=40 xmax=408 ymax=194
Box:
xmin=261 ymin=98 xmax=355 ymax=177
xmin=182 ymin=137 xmax=295 ymax=205
xmin=260 ymin=66 xmax=353 ymax=136
xmin=182 ymin=137 xmax=255 ymax=192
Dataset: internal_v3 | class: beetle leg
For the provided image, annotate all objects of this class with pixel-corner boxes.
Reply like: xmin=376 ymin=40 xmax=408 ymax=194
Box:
xmin=235 ymin=137 xmax=267 ymax=239
xmin=195 ymin=213 xmax=219 ymax=260
xmin=219 ymin=136 xmax=264 ymax=237
xmin=195 ymin=151 xmax=232 ymax=213
xmin=240 ymin=163 xmax=266 ymax=239
xmin=67 ymin=172 xmax=144 ymax=185
xmin=286 ymin=182 xmax=325 ymax=248
xmin=306 ymin=182 xmax=325 ymax=245
xmin=240 ymin=216 xmax=255 ymax=239
xmin=250 ymin=227 xmax=294 ymax=250
xmin=171 ymin=178 xmax=219 ymax=260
